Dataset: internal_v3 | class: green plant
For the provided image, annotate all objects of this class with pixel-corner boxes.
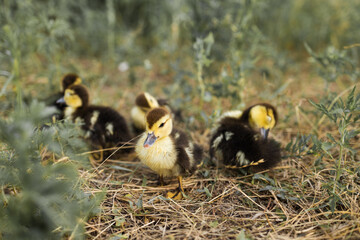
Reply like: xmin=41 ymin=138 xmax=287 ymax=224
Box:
xmin=1 ymin=23 xmax=21 ymax=107
xmin=193 ymin=32 xmax=214 ymax=107
xmin=309 ymin=86 xmax=359 ymax=212
xmin=255 ymin=0 xmax=360 ymax=59
xmin=0 ymin=101 xmax=103 ymax=239
xmin=284 ymin=134 xmax=314 ymax=159
xmin=305 ymin=44 xmax=360 ymax=91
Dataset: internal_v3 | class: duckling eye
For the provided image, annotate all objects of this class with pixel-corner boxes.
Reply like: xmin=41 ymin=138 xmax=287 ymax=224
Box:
xmin=159 ymin=122 xmax=165 ymax=128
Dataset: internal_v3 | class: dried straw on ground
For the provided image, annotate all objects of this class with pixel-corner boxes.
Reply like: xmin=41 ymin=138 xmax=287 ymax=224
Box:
xmin=80 ymin=122 xmax=360 ymax=239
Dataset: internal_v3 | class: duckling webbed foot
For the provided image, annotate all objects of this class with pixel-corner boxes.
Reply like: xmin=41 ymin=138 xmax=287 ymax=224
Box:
xmin=166 ymin=176 xmax=184 ymax=200
xmin=89 ymin=146 xmax=104 ymax=164
xmin=166 ymin=190 xmax=183 ymax=200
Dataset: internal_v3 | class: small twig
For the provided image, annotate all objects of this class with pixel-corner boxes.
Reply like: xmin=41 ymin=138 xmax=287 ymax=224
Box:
xmin=128 ymin=220 xmax=155 ymax=234
xmin=89 ymin=134 xmax=143 ymax=174
xmin=79 ymin=145 xmax=135 ymax=155
xmin=270 ymin=190 xmax=289 ymax=221
xmin=207 ymin=186 xmax=236 ymax=204
xmin=92 ymin=221 xmax=115 ymax=240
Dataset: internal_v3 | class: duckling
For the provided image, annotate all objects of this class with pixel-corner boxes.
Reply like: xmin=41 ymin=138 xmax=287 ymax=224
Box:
xmin=131 ymin=92 xmax=160 ymax=134
xmin=135 ymin=107 xmax=203 ymax=198
xmin=57 ymin=84 xmax=133 ymax=162
xmin=210 ymin=103 xmax=281 ymax=171
xmin=130 ymin=92 xmax=182 ymax=134
xmin=45 ymin=73 xmax=82 ymax=120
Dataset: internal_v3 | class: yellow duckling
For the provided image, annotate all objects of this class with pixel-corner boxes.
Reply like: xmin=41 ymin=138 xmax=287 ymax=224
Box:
xmin=130 ymin=92 xmax=181 ymax=135
xmin=131 ymin=92 xmax=160 ymax=133
xmin=135 ymin=107 xmax=203 ymax=198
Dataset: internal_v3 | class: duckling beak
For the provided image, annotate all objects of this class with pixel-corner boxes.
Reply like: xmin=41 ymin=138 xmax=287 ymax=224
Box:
xmin=260 ymin=128 xmax=270 ymax=141
xmin=144 ymin=132 xmax=157 ymax=148
xmin=56 ymin=97 xmax=66 ymax=104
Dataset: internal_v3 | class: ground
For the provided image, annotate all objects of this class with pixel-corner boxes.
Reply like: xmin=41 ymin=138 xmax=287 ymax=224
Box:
xmin=52 ymin=59 xmax=359 ymax=239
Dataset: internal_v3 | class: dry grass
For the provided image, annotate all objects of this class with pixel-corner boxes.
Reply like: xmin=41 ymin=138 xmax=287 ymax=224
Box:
xmin=50 ymin=59 xmax=358 ymax=240
xmin=81 ymin=153 xmax=359 ymax=239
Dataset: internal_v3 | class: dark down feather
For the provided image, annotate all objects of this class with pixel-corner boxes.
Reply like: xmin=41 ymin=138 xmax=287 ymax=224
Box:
xmin=210 ymin=116 xmax=281 ymax=172
xmin=170 ymin=129 xmax=203 ymax=175
xmin=66 ymin=85 xmax=133 ymax=160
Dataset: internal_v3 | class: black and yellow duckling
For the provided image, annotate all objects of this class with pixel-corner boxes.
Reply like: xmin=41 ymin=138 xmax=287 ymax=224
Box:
xmin=135 ymin=107 xmax=203 ymax=199
xmin=45 ymin=73 xmax=82 ymax=120
xmin=209 ymin=103 xmax=281 ymax=171
xmin=57 ymin=84 xmax=133 ymax=162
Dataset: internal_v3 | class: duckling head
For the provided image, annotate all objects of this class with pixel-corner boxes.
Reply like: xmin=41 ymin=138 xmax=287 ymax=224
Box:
xmin=61 ymin=73 xmax=82 ymax=92
xmin=143 ymin=107 xmax=173 ymax=148
xmin=57 ymin=85 xmax=89 ymax=109
xmin=248 ymin=104 xmax=277 ymax=140
xmin=136 ymin=92 xmax=160 ymax=111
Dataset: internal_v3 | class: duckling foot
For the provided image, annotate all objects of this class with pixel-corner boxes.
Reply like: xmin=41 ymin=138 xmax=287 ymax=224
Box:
xmin=166 ymin=190 xmax=183 ymax=200
xmin=89 ymin=147 xmax=104 ymax=164
xmin=166 ymin=176 xmax=185 ymax=200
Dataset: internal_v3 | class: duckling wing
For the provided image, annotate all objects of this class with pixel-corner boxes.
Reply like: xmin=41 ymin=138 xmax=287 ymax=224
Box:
xmin=210 ymin=121 xmax=281 ymax=170
xmin=93 ymin=107 xmax=131 ymax=140
xmin=172 ymin=129 xmax=203 ymax=175
xmin=81 ymin=106 xmax=132 ymax=156
xmin=78 ymin=113 xmax=105 ymax=147
xmin=210 ymin=121 xmax=260 ymax=167
xmin=175 ymin=147 xmax=195 ymax=175
xmin=171 ymin=129 xmax=189 ymax=148
xmin=87 ymin=125 xmax=106 ymax=149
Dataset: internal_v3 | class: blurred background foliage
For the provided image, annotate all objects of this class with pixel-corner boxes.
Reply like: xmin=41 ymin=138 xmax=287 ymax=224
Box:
xmin=1 ymin=0 xmax=359 ymax=113
xmin=1 ymin=0 xmax=359 ymax=71
xmin=2 ymin=0 xmax=359 ymax=59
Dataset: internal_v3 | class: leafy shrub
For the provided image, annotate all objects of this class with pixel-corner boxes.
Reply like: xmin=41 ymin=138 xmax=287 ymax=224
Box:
xmin=0 ymin=102 xmax=102 ymax=239
xmin=305 ymin=44 xmax=360 ymax=89
xmin=309 ymin=86 xmax=359 ymax=212
xmin=286 ymin=86 xmax=359 ymax=213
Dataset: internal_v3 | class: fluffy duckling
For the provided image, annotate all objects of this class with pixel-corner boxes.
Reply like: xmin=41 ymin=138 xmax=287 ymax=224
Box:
xmin=130 ymin=92 xmax=181 ymax=134
xmin=45 ymin=73 xmax=82 ymax=120
xmin=210 ymin=103 xmax=281 ymax=171
xmin=131 ymin=92 xmax=160 ymax=134
xmin=135 ymin=107 xmax=203 ymax=198
xmin=57 ymin=84 xmax=133 ymax=162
